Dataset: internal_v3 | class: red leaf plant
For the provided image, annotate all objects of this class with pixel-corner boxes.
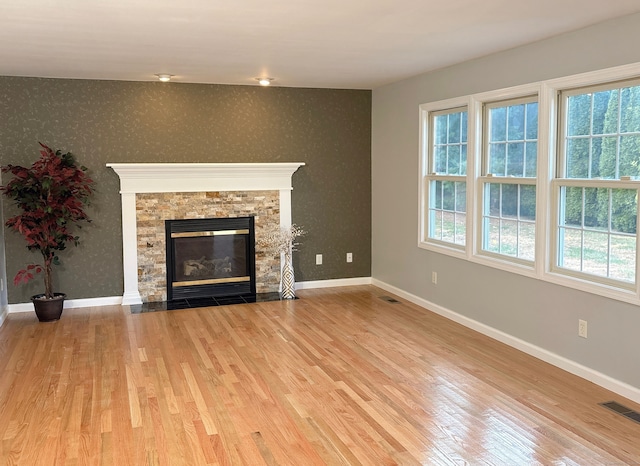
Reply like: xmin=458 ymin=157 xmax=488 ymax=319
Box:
xmin=1 ymin=143 xmax=94 ymax=299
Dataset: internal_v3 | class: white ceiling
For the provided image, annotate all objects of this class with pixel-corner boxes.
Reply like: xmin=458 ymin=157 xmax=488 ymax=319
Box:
xmin=1 ymin=0 xmax=640 ymax=89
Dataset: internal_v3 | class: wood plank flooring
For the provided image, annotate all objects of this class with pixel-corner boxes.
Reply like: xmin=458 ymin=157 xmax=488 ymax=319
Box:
xmin=0 ymin=285 xmax=639 ymax=465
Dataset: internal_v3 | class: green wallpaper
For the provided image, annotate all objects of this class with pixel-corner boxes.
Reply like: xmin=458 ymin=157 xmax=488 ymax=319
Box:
xmin=0 ymin=77 xmax=371 ymax=303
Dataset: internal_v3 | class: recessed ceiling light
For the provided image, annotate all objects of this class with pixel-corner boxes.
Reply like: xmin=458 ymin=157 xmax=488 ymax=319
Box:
xmin=256 ymin=77 xmax=274 ymax=86
xmin=155 ymin=74 xmax=173 ymax=82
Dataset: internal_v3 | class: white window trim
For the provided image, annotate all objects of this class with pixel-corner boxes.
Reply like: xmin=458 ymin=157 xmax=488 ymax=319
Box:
xmin=470 ymin=86 xmax=543 ymax=279
xmin=418 ymin=96 xmax=472 ymax=261
xmin=476 ymin=94 xmax=539 ymax=266
xmin=418 ymin=62 xmax=640 ymax=306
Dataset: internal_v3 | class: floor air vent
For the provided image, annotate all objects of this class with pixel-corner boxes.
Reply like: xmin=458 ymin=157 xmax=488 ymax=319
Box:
xmin=379 ymin=296 xmax=400 ymax=303
xmin=599 ymin=401 xmax=640 ymax=425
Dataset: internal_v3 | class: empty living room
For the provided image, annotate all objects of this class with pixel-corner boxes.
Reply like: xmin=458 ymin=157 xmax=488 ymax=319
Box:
xmin=1 ymin=1 xmax=640 ymax=464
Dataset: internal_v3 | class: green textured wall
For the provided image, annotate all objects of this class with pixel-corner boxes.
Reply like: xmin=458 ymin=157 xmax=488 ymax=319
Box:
xmin=0 ymin=77 xmax=371 ymax=303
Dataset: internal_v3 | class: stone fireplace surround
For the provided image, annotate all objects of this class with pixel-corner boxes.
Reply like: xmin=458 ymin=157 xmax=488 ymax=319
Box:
xmin=107 ymin=163 xmax=305 ymax=305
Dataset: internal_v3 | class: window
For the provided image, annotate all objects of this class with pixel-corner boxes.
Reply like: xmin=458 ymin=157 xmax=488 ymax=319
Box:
xmin=419 ymin=64 xmax=640 ymax=304
xmin=554 ymin=81 xmax=640 ymax=286
xmin=480 ymin=98 xmax=538 ymax=263
xmin=424 ymin=107 xmax=468 ymax=248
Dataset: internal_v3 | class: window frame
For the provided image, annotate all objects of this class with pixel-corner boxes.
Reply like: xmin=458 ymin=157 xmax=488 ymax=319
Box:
xmin=418 ymin=62 xmax=640 ymax=306
xmin=418 ymin=97 xmax=472 ymax=259
xmin=549 ymin=79 xmax=640 ymax=291
xmin=477 ymin=95 xmax=539 ymax=267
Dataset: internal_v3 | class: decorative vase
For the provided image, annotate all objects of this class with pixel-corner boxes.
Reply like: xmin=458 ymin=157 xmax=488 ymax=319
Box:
xmin=31 ymin=293 xmax=66 ymax=322
xmin=281 ymin=251 xmax=296 ymax=299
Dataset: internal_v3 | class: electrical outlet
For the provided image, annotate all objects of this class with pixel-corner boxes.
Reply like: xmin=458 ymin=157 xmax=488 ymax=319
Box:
xmin=432 ymin=271 xmax=438 ymax=284
xmin=578 ymin=319 xmax=588 ymax=338
xmin=346 ymin=252 xmax=353 ymax=263
xmin=316 ymin=254 xmax=323 ymax=265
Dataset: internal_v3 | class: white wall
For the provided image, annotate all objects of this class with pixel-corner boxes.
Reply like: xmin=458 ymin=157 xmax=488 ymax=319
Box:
xmin=372 ymin=13 xmax=640 ymax=400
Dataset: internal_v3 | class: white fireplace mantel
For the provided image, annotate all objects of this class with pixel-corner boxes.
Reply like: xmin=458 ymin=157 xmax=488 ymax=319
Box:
xmin=107 ymin=162 xmax=305 ymax=194
xmin=107 ymin=162 xmax=305 ymax=305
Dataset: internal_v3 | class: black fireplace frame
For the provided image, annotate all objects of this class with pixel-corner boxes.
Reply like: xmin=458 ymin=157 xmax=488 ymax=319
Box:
xmin=165 ymin=216 xmax=256 ymax=301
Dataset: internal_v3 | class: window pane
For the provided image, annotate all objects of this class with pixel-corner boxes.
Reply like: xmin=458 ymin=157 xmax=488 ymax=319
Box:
xmin=432 ymin=109 xmax=467 ymax=176
xmin=448 ymin=112 xmax=461 ymax=143
xmin=455 ymin=182 xmax=467 ymax=212
xmin=460 ymin=145 xmax=467 ymax=174
xmin=428 ymin=179 xmax=466 ymax=246
xmin=486 ymin=217 xmax=500 ymax=253
xmin=433 ymin=180 xmax=443 ymax=209
xmin=461 ymin=112 xmax=468 ymax=143
xmin=506 ymin=142 xmax=524 ymax=177
xmin=590 ymin=136 xmax=603 ymax=178
xmin=490 ymin=107 xmax=506 ymax=142
xmin=582 ymin=230 xmax=609 ymax=277
xmin=525 ymin=142 xmax=537 ymax=177
xmin=610 ymin=235 xmax=636 ymax=282
xmin=598 ymin=135 xmax=618 ymax=179
xmin=558 ymin=227 xmax=582 ymax=270
xmin=519 ymin=222 xmax=536 ymax=261
xmin=431 ymin=209 xmax=443 ymax=239
xmin=488 ymin=183 xmax=500 ymax=216
xmin=525 ymin=102 xmax=538 ymax=140
xmin=566 ymin=138 xmax=590 ymax=178
xmin=442 ymin=181 xmax=455 ymax=211
xmin=507 ymin=104 xmax=525 ymax=141
xmin=442 ymin=211 xmax=455 ymax=242
xmin=455 ymin=213 xmax=466 ymax=244
xmin=611 ymin=189 xmax=637 ymax=234
xmin=434 ymin=146 xmax=447 ymax=174
xmin=501 ymin=184 xmax=518 ymax=218
xmin=520 ymin=185 xmax=536 ymax=220
xmin=435 ymin=116 xmax=448 ymax=144
xmin=562 ymin=186 xmax=583 ymax=227
xmin=619 ymin=135 xmax=640 ymax=178
xmin=593 ymin=89 xmax=617 ymax=135
xmin=489 ymin=143 xmax=506 ymax=176
xmin=500 ymin=219 xmax=518 ymax=256
xmin=567 ymin=93 xmax=592 ymax=137
xmin=620 ymin=86 xmax=640 ymax=133
xmin=583 ymin=187 xmax=608 ymax=230
xmin=447 ymin=145 xmax=460 ymax=175
xmin=482 ymin=182 xmax=536 ymax=261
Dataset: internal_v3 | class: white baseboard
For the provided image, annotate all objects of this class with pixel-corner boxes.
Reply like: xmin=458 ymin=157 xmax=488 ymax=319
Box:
xmin=296 ymin=277 xmax=372 ymax=289
xmin=5 ymin=278 xmax=374 ymax=313
xmin=0 ymin=308 xmax=7 ymax=327
xmin=371 ymin=278 xmax=640 ymax=405
xmin=8 ymin=296 xmax=123 ymax=314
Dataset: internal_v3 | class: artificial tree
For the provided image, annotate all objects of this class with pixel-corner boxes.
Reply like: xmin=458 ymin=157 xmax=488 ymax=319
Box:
xmin=1 ymin=143 xmax=94 ymax=312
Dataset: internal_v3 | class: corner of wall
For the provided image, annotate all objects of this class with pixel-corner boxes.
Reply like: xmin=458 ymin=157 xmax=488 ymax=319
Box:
xmin=0 ymin=169 xmax=8 ymax=327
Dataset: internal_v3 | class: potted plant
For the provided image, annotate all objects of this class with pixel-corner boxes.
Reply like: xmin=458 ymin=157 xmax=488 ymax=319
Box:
xmin=1 ymin=143 xmax=94 ymax=321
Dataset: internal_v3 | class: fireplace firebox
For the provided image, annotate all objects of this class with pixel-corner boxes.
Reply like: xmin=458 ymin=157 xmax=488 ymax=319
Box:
xmin=165 ymin=216 xmax=256 ymax=301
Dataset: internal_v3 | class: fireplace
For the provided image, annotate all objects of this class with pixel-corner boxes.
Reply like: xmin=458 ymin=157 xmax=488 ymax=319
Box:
xmin=106 ymin=162 xmax=304 ymax=305
xmin=166 ymin=216 xmax=256 ymax=300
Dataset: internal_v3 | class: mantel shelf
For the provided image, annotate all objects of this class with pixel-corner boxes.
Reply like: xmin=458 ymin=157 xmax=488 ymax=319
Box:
xmin=107 ymin=162 xmax=305 ymax=194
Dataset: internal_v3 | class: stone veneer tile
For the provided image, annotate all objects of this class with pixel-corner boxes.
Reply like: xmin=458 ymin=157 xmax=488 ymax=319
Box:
xmin=136 ymin=190 xmax=281 ymax=302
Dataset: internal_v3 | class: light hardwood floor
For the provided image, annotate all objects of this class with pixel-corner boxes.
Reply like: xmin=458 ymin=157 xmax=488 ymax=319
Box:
xmin=0 ymin=285 xmax=639 ymax=465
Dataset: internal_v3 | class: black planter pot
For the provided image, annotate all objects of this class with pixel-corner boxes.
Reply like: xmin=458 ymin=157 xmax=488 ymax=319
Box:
xmin=31 ymin=293 xmax=66 ymax=322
